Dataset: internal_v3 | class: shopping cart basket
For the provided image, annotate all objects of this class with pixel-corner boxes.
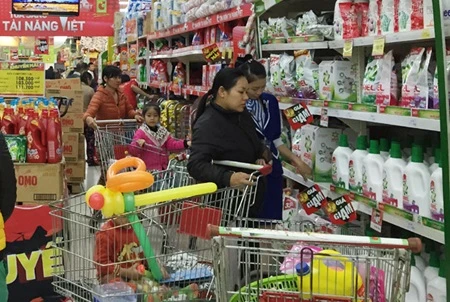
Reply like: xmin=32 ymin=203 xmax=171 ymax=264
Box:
xmin=208 ymin=225 xmax=421 ymax=302
xmin=50 ymin=158 xmax=271 ymax=301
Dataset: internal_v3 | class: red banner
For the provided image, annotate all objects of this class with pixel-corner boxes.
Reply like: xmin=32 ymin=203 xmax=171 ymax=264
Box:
xmin=0 ymin=0 xmax=118 ymax=36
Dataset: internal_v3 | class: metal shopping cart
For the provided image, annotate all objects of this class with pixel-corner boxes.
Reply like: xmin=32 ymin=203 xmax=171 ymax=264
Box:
xmin=208 ymin=224 xmax=422 ymax=302
xmin=50 ymin=157 xmax=271 ymax=301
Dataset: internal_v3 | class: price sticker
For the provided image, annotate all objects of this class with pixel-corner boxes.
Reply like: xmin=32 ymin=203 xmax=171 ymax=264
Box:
xmin=370 ymin=208 xmax=383 ymax=232
xmin=372 ymin=36 xmax=385 ymax=57
xmin=343 ymin=40 xmax=353 ymax=58
xmin=320 ymin=107 xmax=329 ymax=127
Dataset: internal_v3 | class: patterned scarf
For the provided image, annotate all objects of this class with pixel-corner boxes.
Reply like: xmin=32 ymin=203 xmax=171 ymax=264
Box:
xmin=140 ymin=124 xmax=170 ymax=147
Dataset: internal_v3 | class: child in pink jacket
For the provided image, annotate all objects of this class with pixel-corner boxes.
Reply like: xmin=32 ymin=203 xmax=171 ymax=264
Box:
xmin=129 ymin=103 xmax=190 ymax=171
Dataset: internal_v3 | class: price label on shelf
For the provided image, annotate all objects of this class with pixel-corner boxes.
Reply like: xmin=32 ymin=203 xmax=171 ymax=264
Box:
xmin=372 ymin=36 xmax=385 ymax=57
xmin=0 ymin=62 xmax=44 ymax=96
xmin=343 ymin=40 xmax=353 ymax=58
xmin=320 ymin=107 xmax=329 ymax=127
xmin=283 ymin=103 xmax=313 ymax=130
xmin=370 ymin=208 xmax=383 ymax=232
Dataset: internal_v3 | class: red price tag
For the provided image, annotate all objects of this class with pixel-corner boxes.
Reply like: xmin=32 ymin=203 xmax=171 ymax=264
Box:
xmin=324 ymin=195 xmax=357 ymax=225
xmin=298 ymin=184 xmax=327 ymax=215
xmin=283 ymin=103 xmax=313 ymax=130
xmin=202 ymin=43 xmax=222 ymax=63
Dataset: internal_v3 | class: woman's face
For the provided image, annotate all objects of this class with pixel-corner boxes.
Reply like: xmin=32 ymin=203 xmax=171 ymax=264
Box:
xmin=246 ymin=78 xmax=266 ymax=99
xmin=219 ymin=77 xmax=249 ymax=112
xmin=104 ymin=75 xmax=121 ymax=90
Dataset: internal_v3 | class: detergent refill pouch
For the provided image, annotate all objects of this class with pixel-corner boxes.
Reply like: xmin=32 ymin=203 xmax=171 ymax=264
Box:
xmin=331 ymin=61 xmax=357 ymax=102
xmin=295 ymin=50 xmax=319 ymax=99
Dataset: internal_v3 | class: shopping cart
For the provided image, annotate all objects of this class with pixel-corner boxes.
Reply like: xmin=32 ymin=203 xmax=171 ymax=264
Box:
xmin=50 ymin=158 xmax=271 ymax=301
xmin=208 ymin=225 xmax=421 ymax=302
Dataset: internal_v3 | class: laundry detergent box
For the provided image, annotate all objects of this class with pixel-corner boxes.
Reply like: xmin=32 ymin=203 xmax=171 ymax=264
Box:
xmin=319 ymin=61 xmax=333 ymax=100
xmin=299 ymin=125 xmax=342 ymax=182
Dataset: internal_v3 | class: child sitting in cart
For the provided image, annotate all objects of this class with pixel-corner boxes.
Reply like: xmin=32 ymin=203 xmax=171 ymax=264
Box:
xmin=129 ymin=103 xmax=191 ymax=171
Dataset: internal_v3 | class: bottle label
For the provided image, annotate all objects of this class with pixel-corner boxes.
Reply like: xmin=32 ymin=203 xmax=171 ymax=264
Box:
xmin=430 ymin=181 xmax=444 ymax=222
xmin=402 ymin=174 xmax=419 ymax=214
xmin=382 ymin=170 xmax=398 ymax=207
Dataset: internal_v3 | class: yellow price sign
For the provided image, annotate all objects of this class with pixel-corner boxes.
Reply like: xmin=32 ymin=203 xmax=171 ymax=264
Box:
xmin=372 ymin=36 xmax=385 ymax=57
xmin=343 ymin=40 xmax=353 ymax=58
xmin=0 ymin=62 xmax=45 ymax=96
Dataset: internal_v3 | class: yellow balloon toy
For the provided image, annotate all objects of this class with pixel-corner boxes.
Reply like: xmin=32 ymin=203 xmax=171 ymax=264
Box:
xmin=85 ymin=157 xmax=218 ymax=281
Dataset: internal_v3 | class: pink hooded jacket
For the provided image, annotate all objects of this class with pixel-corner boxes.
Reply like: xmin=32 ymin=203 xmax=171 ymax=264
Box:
xmin=129 ymin=124 xmax=185 ymax=171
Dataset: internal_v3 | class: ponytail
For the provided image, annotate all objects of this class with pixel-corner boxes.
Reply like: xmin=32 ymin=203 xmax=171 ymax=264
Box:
xmin=236 ymin=54 xmax=266 ymax=83
xmin=192 ymin=90 xmax=214 ymax=127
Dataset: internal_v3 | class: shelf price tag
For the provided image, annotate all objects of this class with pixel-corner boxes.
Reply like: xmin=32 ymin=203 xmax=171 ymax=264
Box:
xmin=320 ymin=107 xmax=329 ymax=127
xmin=325 ymin=195 xmax=357 ymax=225
xmin=372 ymin=36 xmax=385 ymax=57
xmin=370 ymin=208 xmax=383 ymax=232
xmin=283 ymin=103 xmax=313 ymax=130
xmin=343 ymin=39 xmax=353 ymax=58
xmin=202 ymin=43 xmax=222 ymax=63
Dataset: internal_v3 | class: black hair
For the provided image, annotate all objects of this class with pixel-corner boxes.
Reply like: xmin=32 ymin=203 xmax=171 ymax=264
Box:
xmin=142 ymin=103 xmax=161 ymax=117
xmin=236 ymin=54 xmax=267 ymax=83
xmin=193 ymin=67 xmax=246 ymax=127
xmin=121 ymin=74 xmax=131 ymax=84
xmin=102 ymin=65 xmax=122 ymax=85
xmin=88 ymin=62 xmax=94 ymax=67
xmin=80 ymin=71 xmax=93 ymax=85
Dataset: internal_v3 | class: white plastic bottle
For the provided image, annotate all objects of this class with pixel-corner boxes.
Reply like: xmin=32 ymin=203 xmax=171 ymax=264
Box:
xmin=424 ymin=251 xmax=440 ymax=286
xmin=415 ymin=254 xmax=427 ymax=272
xmin=379 ymin=138 xmax=390 ymax=161
xmin=332 ymin=134 xmax=353 ymax=189
xmin=382 ymin=142 xmax=407 ymax=208
xmin=430 ymin=161 xmax=444 ymax=222
xmin=349 ymin=136 xmax=369 ymax=194
xmin=429 ymin=148 xmax=441 ymax=174
xmin=362 ymin=140 xmax=384 ymax=202
xmin=427 ymin=260 xmax=447 ymax=302
xmin=406 ymin=255 xmax=427 ymax=302
xmin=403 ymin=146 xmax=431 ymax=218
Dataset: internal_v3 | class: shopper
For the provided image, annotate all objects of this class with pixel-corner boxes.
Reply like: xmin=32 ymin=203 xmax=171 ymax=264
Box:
xmin=120 ymin=74 xmax=156 ymax=109
xmin=81 ymin=71 xmax=96 ymax=166
xmin=237 ymin=55 xmax=312 ymax=220
xmin=0 ymin=133 xmax=17 ymax=302
xmin=187 ymin=68 xmax=271 ymax=217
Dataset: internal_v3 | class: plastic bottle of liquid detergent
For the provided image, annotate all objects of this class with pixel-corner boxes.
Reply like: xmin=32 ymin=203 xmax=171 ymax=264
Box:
xmin=403 ymin=145 xmax=431 ymax=217
xmin=1 ymin=107 xmax=16 ymax=134
xmin=382 ymin=142 xmax=407 ymax=208
xmin=40 ymin=108 xmax=49 ymax=133
xmin=424 ymin=252 xmax=440 ymax=286
xmin=422 ymin=239 xmax=433 ymax=264
xmin=332 ymin=134 xmax=353 ymax=189
xmin=427 ymin=260 xmax=447 ymax=302
xmin=406 ymin=255 xmax=427 ymax=302
xmin=26 ymin=111 xmax=47 ymax=163
xmin=16 ymin=107 xmax=31 ymax=136
xmin=415 ymin=253 xmax=427 ymax=272
xmin=296 ymin=250 xmax=364 ymax=298
xmin=47 ymin=109 xmax=62 ymax=163
xmin=362 ymin=140 xmax=384 ymax=202
xmin=429 ymin=148 xmax=441 ymax=174
xmin=349 ymin=135 xmax=368 ymax=193
xmin=430 ymin=160 xmax=443 ymax=222
xmin=379 ymin=138 xmax=389 ymax=161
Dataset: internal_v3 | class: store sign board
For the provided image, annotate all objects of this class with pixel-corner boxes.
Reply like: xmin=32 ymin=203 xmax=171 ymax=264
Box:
xmin=0 ymin=62 xmax=45 ymax=96
xmin=202 ymin=43 xmax=222 ymax=63
xmin=0 ymin=0 xmax=117 ymax=36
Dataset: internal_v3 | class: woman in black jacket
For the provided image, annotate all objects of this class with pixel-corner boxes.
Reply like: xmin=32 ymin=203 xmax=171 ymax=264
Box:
xmin=187 ymin=68 xmax=270 ymax=217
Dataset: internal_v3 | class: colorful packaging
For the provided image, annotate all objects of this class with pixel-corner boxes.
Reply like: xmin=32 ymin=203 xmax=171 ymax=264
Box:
xmin=332 ymin=61 xmax=357 ymax=102
xmin=202 ymin=65 xmax=209 ymax=88
xmin=355 ymin=0 xmax=370 ymax=36
xmin=368 ymin=0 xmax=382 ymax=36
xmin=334 ymin=0 xmax=358 ymax=39
xmin=192 ymin=30 xmax=203 ymax=46
xmin=380 ymin=0 xmax=399 ymax=34
xmin=295 ymin=50 xmax=319 ymax=99
xmin=279 ymin=54 xmax=297 ymax=97
xmin=401 ymin=47 xmax=431 ymax=108
xmin=4 ymin=135 xmax=26 ymax=162
xmin=319 ymin=61 xmax=333 ymax=100
xmin=362 ymin=51 xmax=396 ymax=105
xmin=431 ymin=49 xmax=450 ymax=109
xmin=399 ymin=0 xmax=424 ymax=31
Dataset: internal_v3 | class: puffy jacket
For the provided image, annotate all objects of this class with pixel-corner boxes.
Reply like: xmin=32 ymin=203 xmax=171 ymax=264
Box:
xmin=83 ymin=86 xmax=136 ymax=121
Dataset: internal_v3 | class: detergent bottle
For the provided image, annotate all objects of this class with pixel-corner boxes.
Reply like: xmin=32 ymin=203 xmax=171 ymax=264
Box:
xmin=40 ymin=108 xmax=49 ymax=134
xmin=429 ymin=148 xmax=441 ymax=174
xmin=47 ymin=109 xmax=62 ymax=163
xmin=424 ymin=252 xmax=440 ymax=286
xmin=379 ymin=138 xmax=389 ymax=161
xmin=427 ymin=259 xmax=447 ymax=302
xmin=1 ymin=107 xmax=16 ymax=134
xmin=26 ymin=111 xmax=47 ymax=163
xmin=16 ymin=108 xmax=32 ymax=136
xmin=0 ymin=97 xmax=5 ymax=118
xmin=349 ymin=135 xmax=368 ymax=193
xmin=406 ymin=255 xmax=427 ymax=302
xmin=430 ymin=159 xmax=443 ymax=222
xmin=332 ymin=134 xmax=353 ymax=189
xmin=362 ymin=140 xmax=384 ymax=201
xmin=403 ymin=145 xmax=431 ymax=217
xmin=382 ymin=142 xmax=407 ymax=208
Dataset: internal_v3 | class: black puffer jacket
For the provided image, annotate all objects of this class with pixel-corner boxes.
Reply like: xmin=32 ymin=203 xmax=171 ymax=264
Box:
xmin=0 ymin=133 xmax=16 ymax=223
xmin=187 ymin=102 xmax=269 ymax=217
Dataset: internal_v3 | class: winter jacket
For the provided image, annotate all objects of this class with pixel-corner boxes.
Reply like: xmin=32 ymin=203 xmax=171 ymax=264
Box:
xmin=83 ymin=86 xmax=136 ymax=121
xmin=129 ymin=124 xmax=186 ymax=171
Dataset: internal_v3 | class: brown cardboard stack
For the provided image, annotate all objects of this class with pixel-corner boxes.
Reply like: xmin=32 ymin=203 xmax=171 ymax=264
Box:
xmin=45 ymin=79 xmax=86 ymax=188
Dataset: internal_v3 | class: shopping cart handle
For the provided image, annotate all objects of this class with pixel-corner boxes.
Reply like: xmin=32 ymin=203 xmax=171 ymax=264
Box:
xmin=212 ymin=160 xmax=272 ymax=176
xmin=206 ymin=224 xmax=220 ymax=239
xmin=95 ymin=119 xmax=138 ymax=125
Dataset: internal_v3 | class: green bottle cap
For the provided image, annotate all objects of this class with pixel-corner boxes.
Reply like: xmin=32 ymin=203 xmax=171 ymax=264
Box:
xmin=369 ymin=140 xmax=380 ymax=154
xmin=339 ymin=134 xmax=349 ymax=147
xmin=380 ymin=138 xmax=389 ymax=152
xmin=356 ymin=136 xmax=366 ymax=150
xmin=429 ymin=251 xmax=440 ymax=268
xmin=434 ymin=148 xmax=441 ymax=165
xmin=390 ymin=142 xmax=402 ymax=159
xmin=411 ymin=145 xmax=424 ymax=163
xmin=439 ymin=259 xmax=445 ymax=278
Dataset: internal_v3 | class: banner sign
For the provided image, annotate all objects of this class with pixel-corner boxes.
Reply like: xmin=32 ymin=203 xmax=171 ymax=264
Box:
xmin=0 ymin=0 xmax=118 ymax=36
xmin=0 ymin=62 xmax=45 ymax=96
xmin=283 ymin=103 xmax=313 ymax=130
xmin=202 ymin=44 xmax=222 ymax=63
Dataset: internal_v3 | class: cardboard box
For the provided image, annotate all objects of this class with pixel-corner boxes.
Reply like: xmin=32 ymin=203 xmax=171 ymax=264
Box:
xmin=63 ymin=133 xmax=85 ymax=162
xmin=78 ymin=134 xmax=85 ymax=160
xmin=45 ymin=78 xmax=81 ymax=90
xmin=14 ymin=163 xmax=64 ymax=203
xmin=143 ymin=12 xmax=154 ymax=34
xmin=46 ymin=88 xmax=84 ymax=114
xmin=61 ymin=112 xmax=84 ymax=133
xmin=65 ymin=160 xmax=86 ymax=183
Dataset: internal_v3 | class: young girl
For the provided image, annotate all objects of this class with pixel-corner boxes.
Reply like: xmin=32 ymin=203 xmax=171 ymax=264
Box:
xmin=129 ymin=103 xmax=190 ymax=171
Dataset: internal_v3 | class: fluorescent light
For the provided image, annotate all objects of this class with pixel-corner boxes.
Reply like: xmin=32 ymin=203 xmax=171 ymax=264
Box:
xmin=119 ymin=1 xmax=128 ymax=4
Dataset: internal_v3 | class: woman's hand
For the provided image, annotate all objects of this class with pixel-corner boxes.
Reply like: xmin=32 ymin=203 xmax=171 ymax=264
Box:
xmin=230 ymin=172 xmax=254 ymax=187
xmin=292 ymin=156 xmax=312 ymax=180
xmin=135 ymin=114 xmax=144 ymax=123
xmin=86 ymin=116 xmax=98 ymax=130
xmin=137 ymin=139 xmax=145 ymax=147
xmin=120 ymin=263 xmax=142 ymax=281
xmin=256 ymin=159 xmax=266 ymax=165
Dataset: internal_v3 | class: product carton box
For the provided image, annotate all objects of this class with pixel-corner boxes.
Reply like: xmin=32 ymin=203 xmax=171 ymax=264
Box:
xmin=319 ymin=61 xmax=356 ymax=102
xmin=65 ymin=160 xmax=86 ymax=183
xmin=298 ymin=125 xmax=342 ymax=182
xmin=45 ymin=78 xmax=81 ymax=90
xmin=45 ymin=88 xmax=84 ymax=114
xmin=63 ymin=133 xmax=85 ymax=162
xmin=61 ymin=112 xmax=84 ymax=133
xmin=14 ymin=162 xmax=64 ymax=203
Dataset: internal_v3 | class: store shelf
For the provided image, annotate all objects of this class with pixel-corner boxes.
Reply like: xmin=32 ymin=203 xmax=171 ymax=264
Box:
xmin=138 ymin=35 xmax=147 ymax=40
xmin=147 ymin=4 xmax=252 ymax=40
xmin=137 ymin=56 xmax=147 ymax=60
xmin=148 ymin=81 xmax=209 ymax=97
xmin=148 ymin=44 xmax=233 ymax=61
xmin=262 ymin=41 xmax=328 ymax=51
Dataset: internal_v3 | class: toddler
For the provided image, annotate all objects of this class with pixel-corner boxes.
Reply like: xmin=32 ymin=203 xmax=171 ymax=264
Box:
xmin=129 ymin=103 xmax=190 ymax=171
